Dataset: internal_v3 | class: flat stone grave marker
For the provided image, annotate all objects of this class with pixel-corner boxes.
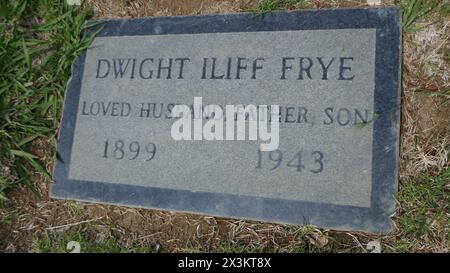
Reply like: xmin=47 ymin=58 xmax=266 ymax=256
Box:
xmin=52 ymin=8 xmax=401 ymax=233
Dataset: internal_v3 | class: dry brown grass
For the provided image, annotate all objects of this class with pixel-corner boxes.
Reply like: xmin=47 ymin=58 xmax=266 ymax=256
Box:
xmin=0 ymin=0 xmax=449 ymax=253
xmin=401 ymin=17 xmax=450 ymax=179
xmin=86 ymin=0 xmax=257 ymax=18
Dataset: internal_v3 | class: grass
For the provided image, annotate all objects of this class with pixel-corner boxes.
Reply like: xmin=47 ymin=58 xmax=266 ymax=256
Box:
xmin=388 ymin=168 xmax=450 ymax=252
xmin=393 ymin=168 xmax=449 ymax=251
xmin=37 ymin=229 xmax=159 ymax=253
xmin=247 ymin=0 xmax=311 ymax=14
xmin=401 ymin=0 xmax=450 ymax=32
xmin=38 ymin=231 xmax=122 ymax=253
xmin=0 ymin=0 xmax=98 ymax=201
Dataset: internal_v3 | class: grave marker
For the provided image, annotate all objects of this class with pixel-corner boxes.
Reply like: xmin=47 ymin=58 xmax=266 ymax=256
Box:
xmin=52 ymin=8 xmax=402 ymax=233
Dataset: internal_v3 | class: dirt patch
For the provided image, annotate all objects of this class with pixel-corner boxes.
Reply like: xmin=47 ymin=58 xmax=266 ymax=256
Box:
xmin=87 ymin=0 xmax=257 ymax=18
xmin=311 ymin=0 xmax=397 ymax=8
xmin=401 ymin=17 xmax=450 ymax=179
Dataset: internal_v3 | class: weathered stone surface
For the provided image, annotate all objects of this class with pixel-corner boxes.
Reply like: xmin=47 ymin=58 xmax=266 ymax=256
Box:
xmin=52 ymin=8 xmax=401 ymax=233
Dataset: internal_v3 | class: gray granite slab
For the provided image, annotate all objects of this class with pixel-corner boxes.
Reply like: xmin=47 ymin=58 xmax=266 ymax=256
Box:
xmin=52 ymin=7 xmax=402 ymax=233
